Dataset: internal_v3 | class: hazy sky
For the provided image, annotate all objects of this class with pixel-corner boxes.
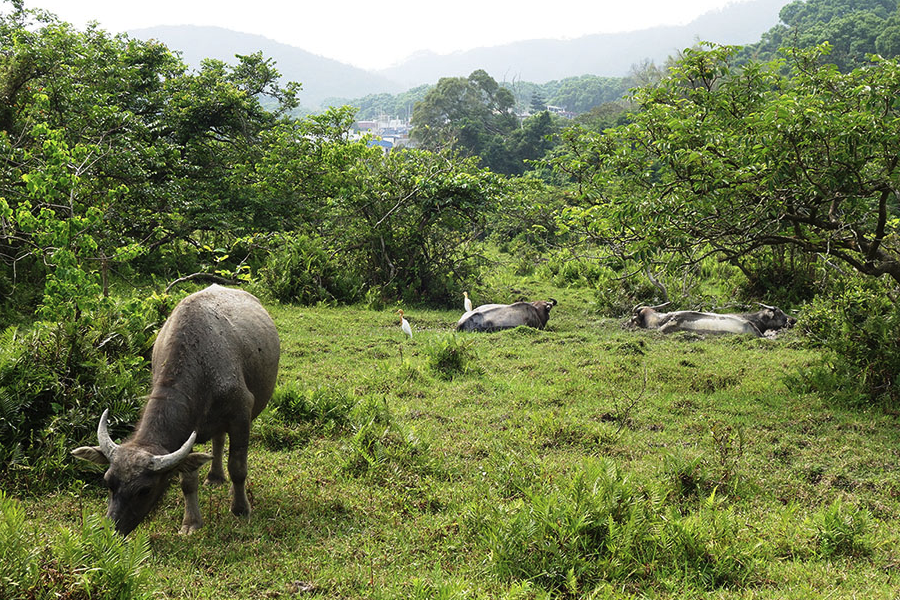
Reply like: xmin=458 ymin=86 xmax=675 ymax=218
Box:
xmin=22 ymin=0 xmax=746 ymax=70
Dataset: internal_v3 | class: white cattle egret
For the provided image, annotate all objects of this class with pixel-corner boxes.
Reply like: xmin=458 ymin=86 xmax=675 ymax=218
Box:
xmin=463 ymin=291 xmax=473 ymax=313
xmin=397 ymin=309 xmax=412 ymax=338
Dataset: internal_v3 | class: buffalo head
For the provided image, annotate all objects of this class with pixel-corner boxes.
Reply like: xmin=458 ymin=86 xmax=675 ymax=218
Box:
xmin=629 ymin=302 xmax=670 ymax=329
xmin=72 ymin=409 xmax=211 ymax=535
xmin=748 ymin=303 xmax=797 ymax=333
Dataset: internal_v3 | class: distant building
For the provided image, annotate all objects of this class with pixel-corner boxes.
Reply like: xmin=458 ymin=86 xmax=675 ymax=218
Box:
xmin=367 ymin=138 xmax=393 ymax=154
xmin=351 ymin=115 xmax=413 ymax=152
xmin=546 ymin=105 xmax=576 ymax=119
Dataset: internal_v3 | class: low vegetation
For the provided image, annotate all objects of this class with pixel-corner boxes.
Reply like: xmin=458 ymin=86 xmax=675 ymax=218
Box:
xmin=4 ymin=278 xmax=900 ymax=599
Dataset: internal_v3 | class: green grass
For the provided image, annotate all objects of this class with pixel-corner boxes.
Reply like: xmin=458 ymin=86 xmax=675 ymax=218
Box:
xmin=14 ymin=282 xmax=900 ymax=598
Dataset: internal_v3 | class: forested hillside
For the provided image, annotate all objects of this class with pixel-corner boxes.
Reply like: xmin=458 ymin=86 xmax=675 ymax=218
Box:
xmin=742 ymin=0 xmax=900 ymax=66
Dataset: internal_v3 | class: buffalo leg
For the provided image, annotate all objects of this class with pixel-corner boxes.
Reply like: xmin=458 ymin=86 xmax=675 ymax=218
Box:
xmin=180 ymin=469 xmax=203 ymax=534
xmin=204 ymin=432 xmax=227 ymax=486
xmin=227 ymin=421 xmax=252 ymax=517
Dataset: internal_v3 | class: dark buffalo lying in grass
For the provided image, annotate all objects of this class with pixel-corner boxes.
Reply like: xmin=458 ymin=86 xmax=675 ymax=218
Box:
xmin=73 ymin=285 xmax=280 ymax=535
xmin=457 ymin=299 xmax=557 ymax=332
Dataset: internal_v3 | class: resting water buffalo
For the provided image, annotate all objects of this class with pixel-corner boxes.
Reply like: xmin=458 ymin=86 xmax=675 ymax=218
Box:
xmin=457 ymin=299 xmax=557 ymax=332
xmin=72 ymin=285 xmax=280 ymax=535
xmin=629 ymin=302 xmax=795 ymax=337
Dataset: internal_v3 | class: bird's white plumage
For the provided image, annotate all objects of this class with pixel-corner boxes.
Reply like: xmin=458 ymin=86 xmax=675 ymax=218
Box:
xmin=463 ymin=291 xmax=473 ymax=313
xmin=397 ymin=309 xmax=412 ymax=338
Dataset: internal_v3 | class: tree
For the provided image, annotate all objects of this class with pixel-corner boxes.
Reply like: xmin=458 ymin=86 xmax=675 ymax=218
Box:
xmin=552 ymin=43 xmax=900 ymax=288
xmin=410 ymin=70 xmax=517 ymax=172
xmin=742 ymin=0 xmax=900 ymax=69
xmin=0 ymin=5 xmax=301 ymax=304
xmin=530 ymin=90 xmax=547 ymax=113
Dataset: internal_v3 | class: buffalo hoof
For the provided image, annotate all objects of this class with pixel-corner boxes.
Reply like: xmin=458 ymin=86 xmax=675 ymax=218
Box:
xmin=204 ymin=473 xmax=226 ymax=486
xmin=179 ymin=522 xmax=202 ymax=535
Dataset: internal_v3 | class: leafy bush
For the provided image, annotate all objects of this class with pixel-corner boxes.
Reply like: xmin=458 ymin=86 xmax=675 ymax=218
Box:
xmin=0 ymin=492 xmax=153 ymax=599
xmin=0 ymin=293 xmax=170 ymax=491
xmin=425 ymin=334 xmax=481 ymax=380
xmin=259 ymin=233 xmax=363 ymax=305
xmin=792 ymin=278 xmax=900 ymax=407
xmin=593 ymin=268 xmax=659 ymax=318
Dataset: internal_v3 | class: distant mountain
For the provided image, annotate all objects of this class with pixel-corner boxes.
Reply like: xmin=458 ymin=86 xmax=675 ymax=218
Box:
xmin=128 ymin=0 xmax=792 ymax=108
xmin=377 ymin=0 xmax=793 ymax=87
xmin=127 ymin=26 xmax=404 ymax=108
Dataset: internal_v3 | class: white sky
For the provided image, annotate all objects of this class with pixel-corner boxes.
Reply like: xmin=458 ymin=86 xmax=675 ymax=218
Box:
xmin=22 ymin=0 xmax=745 ymax=70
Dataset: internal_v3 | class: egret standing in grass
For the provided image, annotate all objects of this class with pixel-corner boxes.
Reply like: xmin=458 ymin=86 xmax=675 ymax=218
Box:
xmin=463 ymin=291 xmax=473 ymax=313
xmin=397 ymin=309 xmax=413 ymax=338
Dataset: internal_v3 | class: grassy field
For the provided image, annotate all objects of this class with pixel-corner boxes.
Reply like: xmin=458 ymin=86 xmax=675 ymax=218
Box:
xmin=19 ymin=281 xmax=900 ymax=599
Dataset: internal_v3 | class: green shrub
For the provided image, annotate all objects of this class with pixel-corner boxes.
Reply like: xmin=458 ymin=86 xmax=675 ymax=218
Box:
xmin=792 ymin=278 xmax=900 ymax=408
xmin=0 ymin=294 xmax=166 ymax=491
xmin=0 ymin=491 xmax=40 ymax=598
xmin=0 ymin=492 xmax=153 ymax=600
xmin=660 ymin=452 xmax=712 ymax=502
xmin=592 ymin=269 xmax=660 ymax=318
xmin=425 ymin=334 xmax=481 ymax=380
xmin=255 ymin=383 xmax=357 ymax=450
xmin=259 ymin=233 xmax=363 ymax=305
xmin=343 ymin=396 xmax=434 ymax=480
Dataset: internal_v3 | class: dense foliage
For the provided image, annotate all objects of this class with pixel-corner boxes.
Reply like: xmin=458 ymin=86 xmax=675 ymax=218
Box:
xmin=552 ymin=43 xmax=900 ymax=288
xmin=745 ymin=0 xmax=900 ymax=68
xmin=409 ymin=70 xmax=568 ymax=175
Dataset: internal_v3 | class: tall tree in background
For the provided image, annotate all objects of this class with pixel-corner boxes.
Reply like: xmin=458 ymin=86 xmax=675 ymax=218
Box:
xmin=410 ymin=70 xmax=517 ymax=172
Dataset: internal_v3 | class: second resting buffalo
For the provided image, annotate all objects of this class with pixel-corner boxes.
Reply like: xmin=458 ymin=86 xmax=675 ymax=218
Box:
xmin=629 ymin=302 xmax=796 ymax=336
xmin=457 ymin=299 xmax=557 ymax=332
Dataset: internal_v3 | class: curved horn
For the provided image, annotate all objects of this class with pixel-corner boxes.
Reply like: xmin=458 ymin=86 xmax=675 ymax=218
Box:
xmin=548 ymin=298 xmax=557 ymax=307
xmin=757 ymin=302 xmax=776 ymax=311
xmin=97 ymin=409 xmax=119 ymax=459
xmin=637 ymin=301 xmax=671 ymax=313
xmin=148 ymin=431 xmax=197 ymax=472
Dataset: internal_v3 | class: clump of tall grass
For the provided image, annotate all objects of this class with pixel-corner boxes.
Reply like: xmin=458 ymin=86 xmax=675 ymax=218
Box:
xmin=808 ymin=499 xmax=873 ymax=559
xmin=255 ymin=383 xmax=357 ymax=449
xmin=0 ymin=491 xmax=153 ymax=599
xmin=481 ymin=458 xmax=763 ymax=596
xmin=425 ymin=334 xmax=481 ymax=380
xmin=343 ymin=396 xmax=437 ymax=481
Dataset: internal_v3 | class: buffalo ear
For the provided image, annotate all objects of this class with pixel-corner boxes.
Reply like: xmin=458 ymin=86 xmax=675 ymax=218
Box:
xmin=176 ymin=452 xmax=213 ymax=474
xmin=71 ymin=446 xmax=110 ymax=466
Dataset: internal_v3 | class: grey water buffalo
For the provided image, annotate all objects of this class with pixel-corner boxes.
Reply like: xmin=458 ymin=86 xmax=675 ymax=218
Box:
xmin=457 ymin=299 xmax=557 ymax=332
xmin=72 ymin=285 xmax=280 ymax=535
xmin=629 ymin=302 xmax=795 ymax=337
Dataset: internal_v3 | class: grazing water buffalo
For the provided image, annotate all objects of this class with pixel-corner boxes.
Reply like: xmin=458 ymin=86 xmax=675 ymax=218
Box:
xmin=629 ymin=302 xmax=795 ymax=337
xmin=457 ymin=299 xmax=557 ymax=332
xmin=72 ymin=285 xmax=280 ymax=535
